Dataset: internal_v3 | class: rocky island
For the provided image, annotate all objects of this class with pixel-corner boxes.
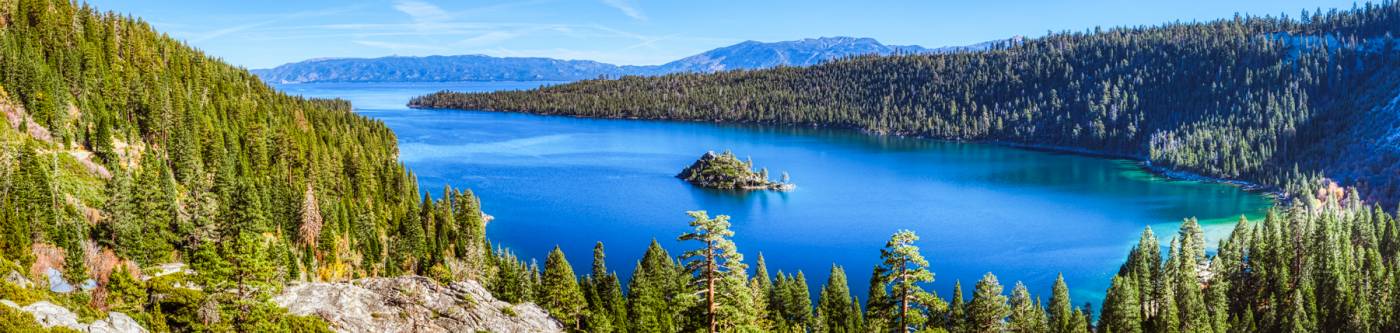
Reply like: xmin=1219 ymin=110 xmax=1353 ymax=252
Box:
xmin=677 ymin=151 xmax=795 ymax=191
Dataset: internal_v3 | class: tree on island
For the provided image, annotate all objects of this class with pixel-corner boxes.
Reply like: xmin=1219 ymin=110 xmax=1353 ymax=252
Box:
xmin=677 ymin=151 xmax=793 ymax=191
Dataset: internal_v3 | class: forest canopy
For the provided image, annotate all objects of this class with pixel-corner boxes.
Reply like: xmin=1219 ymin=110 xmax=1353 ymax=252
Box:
xmin=412 ymin=2 xmax=1400 ymax=207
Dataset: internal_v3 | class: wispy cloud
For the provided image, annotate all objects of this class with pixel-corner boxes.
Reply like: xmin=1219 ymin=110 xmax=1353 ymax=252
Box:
xmin=182 ymin=4 xmax=369 ymax=43
xmin=393 ymin=0 xmax=450 ymax=28
xmin=165 ymin=0 xmax=721 ymax=67
xmin=600 ymin=0 xmax=646 ymax=21
xmin=460 ymin=31 xmax=525 ymax=47
xmin=191 ymin=20 xmax=275 ymax=42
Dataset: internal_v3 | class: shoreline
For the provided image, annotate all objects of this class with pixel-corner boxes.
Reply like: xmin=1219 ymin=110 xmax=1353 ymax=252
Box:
xmin=409 ymin=105 xmax=1285 ymax=204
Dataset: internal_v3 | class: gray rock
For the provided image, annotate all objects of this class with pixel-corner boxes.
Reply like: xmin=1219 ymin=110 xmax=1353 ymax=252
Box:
xmin=89 ymin=312 xmax=147 ymax=333
xmin=20 ymin=301 xmax=82 ymax=329
xmin=4 ymin=270 xmax=32 ymax=288
xmin=1 ymin=300 xmax=147 ymax=333
xmin=45 ymin=267 xmax=74 ymax=293
xmin=145 ymin=262 xmax=191 ymax=280
xmin=274 ymin=276 xmax=563 ymax=333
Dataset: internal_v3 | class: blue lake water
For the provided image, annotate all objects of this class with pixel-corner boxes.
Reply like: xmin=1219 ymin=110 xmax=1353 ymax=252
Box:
xmin=275 ymin=81 xmax=1273 ymax=308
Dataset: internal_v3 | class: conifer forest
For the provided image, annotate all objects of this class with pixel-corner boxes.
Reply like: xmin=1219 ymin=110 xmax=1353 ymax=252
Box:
xmin=3 ymin=0 xmax=1400 ymax=332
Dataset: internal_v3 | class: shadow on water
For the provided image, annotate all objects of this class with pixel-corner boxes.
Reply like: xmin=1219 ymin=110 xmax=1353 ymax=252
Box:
xmin=683 ymin=180 xmax=793 ymax=214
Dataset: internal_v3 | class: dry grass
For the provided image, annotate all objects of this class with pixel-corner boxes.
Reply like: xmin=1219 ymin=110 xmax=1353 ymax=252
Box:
xmin=28 ymin=243 xmax=65 ymax=282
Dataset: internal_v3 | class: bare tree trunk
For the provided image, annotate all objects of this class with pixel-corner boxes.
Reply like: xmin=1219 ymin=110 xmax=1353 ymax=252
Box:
xmin=708 ymin=239 xmax=717 ymax=333
xmin=898 ymin=260 xmax=908 ymax=333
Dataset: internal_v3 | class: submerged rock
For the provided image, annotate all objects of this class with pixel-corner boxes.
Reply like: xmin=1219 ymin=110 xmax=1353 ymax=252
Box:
xmin=677 ymin=150 xmax=794 ymax=191
xmin=273 ymin=276 xmax=562 ymax=333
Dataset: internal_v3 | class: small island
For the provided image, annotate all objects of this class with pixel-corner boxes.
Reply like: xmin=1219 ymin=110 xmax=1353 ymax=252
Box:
xmin=677 ymin=151 xmax=795 ymax=191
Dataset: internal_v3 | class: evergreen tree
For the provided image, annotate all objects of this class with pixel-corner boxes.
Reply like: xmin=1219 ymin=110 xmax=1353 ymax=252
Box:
xmin=750 ymin=253 xmax=775 ymax=331
xmin=581 ymin=281 xmax=614 ymax=333
xmin=817 ymin=265 xmax=860 ymax=333
xmin=878 ymin=230 xmax=937 ymax=332
xmin=585 ymin=242 xmax=626 ymax=333
xmin=865 ymin=265 xmax=894 ymax=332
xmin=628 ymin=239 xmax=695 ymax=333
xmin=679 ymin=210 xmax=755 ymax=332
xmin=1008 ymin=282 xmax=1048 ymax=332
xmin=1049 ymin=274 xmax=1074 ymax=333
xmin=540 ymin=246 xmax=588 ymax=329
xmin=968 ymin=273 xmax=1009 ymax=333
xmin=1154 ymin=240 xmax=1181 ymax=333
xmin=1173 ymin=221 xmax=1212 ymax=333
xmin=949 ymin=280 xmax=967 ymax=333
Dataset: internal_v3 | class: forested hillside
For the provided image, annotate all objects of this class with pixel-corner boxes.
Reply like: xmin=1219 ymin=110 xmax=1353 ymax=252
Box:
xmin=412 ymin=3 xmax=1400 ymax=206
xmin=4 ymin=0 xmax=1400 ymax=332
xmin=0 ymin=0 xmax=489 ymax=330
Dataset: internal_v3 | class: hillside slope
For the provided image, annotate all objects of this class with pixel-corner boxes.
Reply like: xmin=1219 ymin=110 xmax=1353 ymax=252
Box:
xmin=0 ymin=0 xmax=515 ymax=330
xmin=412 ymin=5 xmax=1400 ymax=206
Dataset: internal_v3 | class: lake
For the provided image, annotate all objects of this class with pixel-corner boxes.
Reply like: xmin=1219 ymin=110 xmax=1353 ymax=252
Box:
xmin=275 ymin=81 xmax=1273 ymax=308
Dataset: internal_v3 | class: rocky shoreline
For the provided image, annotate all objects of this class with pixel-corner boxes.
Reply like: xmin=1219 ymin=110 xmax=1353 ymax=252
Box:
xmin=677 ymin=151 xmax=794 ymax=191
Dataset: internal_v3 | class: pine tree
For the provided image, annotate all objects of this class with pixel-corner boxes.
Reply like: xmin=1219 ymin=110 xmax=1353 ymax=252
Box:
xmin=128 ymin=150 xmax=177 ymax=265
xmin=817 ymin=265 xmax=859 ymax=333
xmin=92 ymin=115 xmax=116 ymax=165
xmin=968 ymin=273 xmax=1009 ymax=333
xmin=679 ymin=210 xmax=753 ymax=332
xmin=540 ymin=246 xmax=587 ymax=329
xmin=866 ymin=266 xmax=894 ymax=332
xmin=1008 ymin=282 xmax=1048 ymax=332
xmin=750 ymin=253 xmax=774 ymax=331
xmin=1102 ymin=275 xmax=1142 ymax=333
xmin=949 ymin=280 xmax=967 ymax=333
xmin=1049 ymin=274 xmax=1074 ymax=333
xmin=1154 ymin=240 xmax=1181 ymax=333
xmin=878 ymin=230 xmax=937 ymax=332
xmin=585 ymin=242 xmax=626 ymax=333
xmin=452 ymin=188 xmax=487 ymax=264
xmin=628 ymin=239 xmax=695 ymax=333
xmin=786 ymin=271 xmax=814 ymax=331
xmin=226 ymin=231 xmax=279 ymax=330
xmin=1174 ymin=222 xmax=1212 ymax=333
xmin=582 ymin=281 xmax=614 ymax=333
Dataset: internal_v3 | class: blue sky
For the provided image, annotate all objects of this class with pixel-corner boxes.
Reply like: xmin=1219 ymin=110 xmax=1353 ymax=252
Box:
xmin=87 ymin=0 xmax=1361 ymax=69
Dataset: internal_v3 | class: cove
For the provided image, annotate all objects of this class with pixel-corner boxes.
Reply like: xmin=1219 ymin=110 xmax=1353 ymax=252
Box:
xmin=275 ymin=81 xmax=1274 ymax=307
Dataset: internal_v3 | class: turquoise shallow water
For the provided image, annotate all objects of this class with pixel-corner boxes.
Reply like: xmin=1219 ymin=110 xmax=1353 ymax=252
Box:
xmin=275 ymin=81 xmax=1273 ymax=308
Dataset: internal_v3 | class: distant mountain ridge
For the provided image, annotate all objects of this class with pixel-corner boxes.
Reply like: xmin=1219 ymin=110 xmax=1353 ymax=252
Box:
xmin=252 ymin=37 xmax=995 ymax=83
xmin=651 ymin=36 xmax=932 ymax=73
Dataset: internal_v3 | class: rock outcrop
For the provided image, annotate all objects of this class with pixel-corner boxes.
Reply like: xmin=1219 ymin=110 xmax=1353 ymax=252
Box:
xmin=273 ymin=276 xmax=562 ymax=333
xmin=0 ymin=300 xmax=147 ymax=333
xmin=677 ymin=150 xmax=794 ymax=191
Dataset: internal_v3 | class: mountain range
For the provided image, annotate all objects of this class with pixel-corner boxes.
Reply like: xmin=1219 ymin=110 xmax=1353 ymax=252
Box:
xmin=251 ymin=37 xmax=998 ymax=83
